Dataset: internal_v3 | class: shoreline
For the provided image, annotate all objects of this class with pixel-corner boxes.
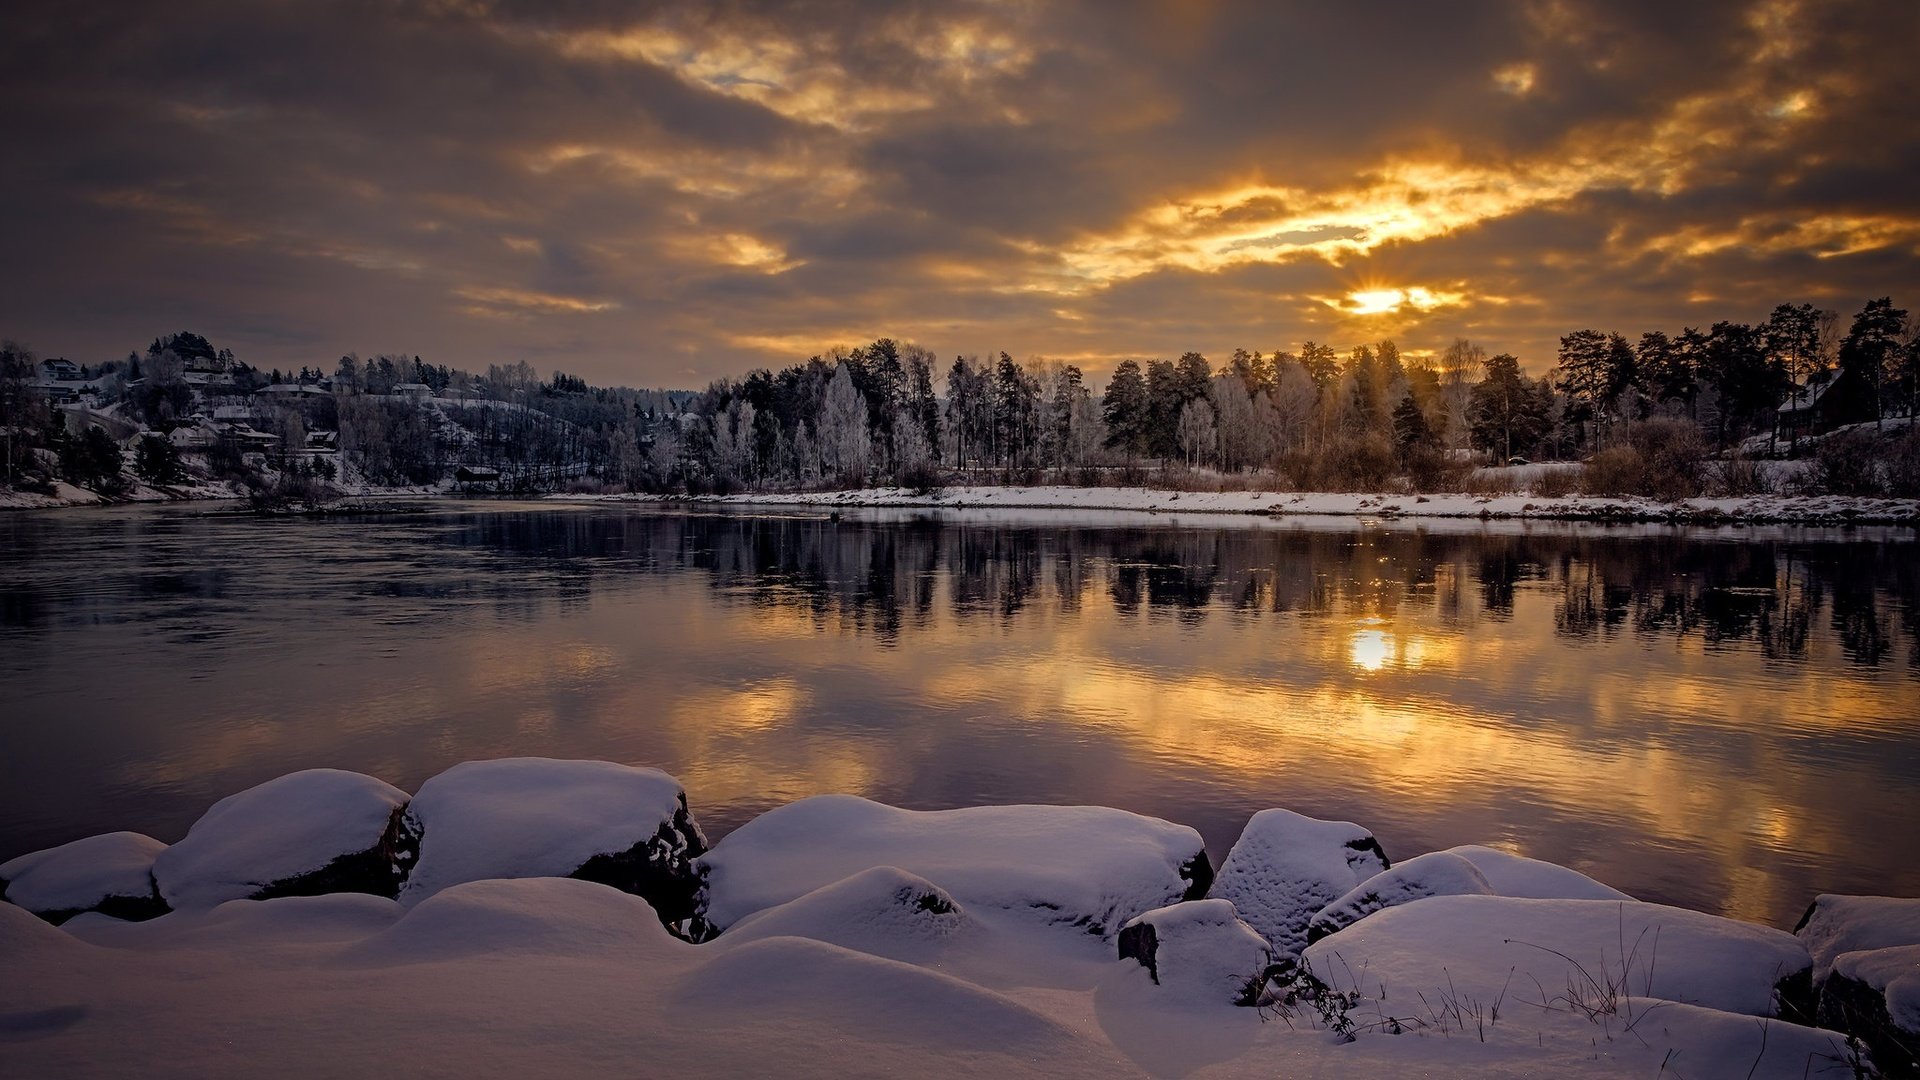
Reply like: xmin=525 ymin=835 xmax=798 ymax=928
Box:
xmin=10 ymin=481 xmax=1918 ymax=527
xmin=550 ymin=484 xmax=1920 ymax=526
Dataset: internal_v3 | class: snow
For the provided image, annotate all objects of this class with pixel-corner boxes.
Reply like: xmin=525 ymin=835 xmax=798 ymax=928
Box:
xmin=150 ymin=769 xmax=408 ymax=909
xmin=0 ymin=875 xmax=1865 ymax=1080
xmin=1207 ymin=807 xmax=1388 ymax=956
xmin=553 ymin=482 xmax=1920 ymax=525
xmin=400 ymin=757 xmax=697 ymax=906
xmin=1830 ymin=944 xmax=1920 ymax=1033
xmin=1444 ymin=844 xmax=1633 ymax=901
xmin=1307 ymin=850 xmax=1495 ymax=943
xmin=709 ymin=865 xmax=978 ymax=966
xmin=0 ymin=831 xmax=165 ymax=918
xmin=1116 ymin=899 xmax=1273 ymax=1005
xmin=696 ymin=794 xmax=1208 ymax=936
xmin=1795 ymin=893 xmax=1920 ymax=983
xmin=1301 ymin=895 xmax=1811 ymax=1018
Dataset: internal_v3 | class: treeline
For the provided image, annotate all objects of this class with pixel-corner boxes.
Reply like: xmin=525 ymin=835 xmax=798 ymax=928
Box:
xmin=4 ymin=294 xmax=1918 ymax=503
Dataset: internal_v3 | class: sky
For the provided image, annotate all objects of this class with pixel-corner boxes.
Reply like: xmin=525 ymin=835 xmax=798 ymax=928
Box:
xmin=3 ymin=0 xmax=1917 ymax=388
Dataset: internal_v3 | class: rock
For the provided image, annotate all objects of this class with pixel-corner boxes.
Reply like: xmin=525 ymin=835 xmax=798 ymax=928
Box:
xmin=0 ymin=831 xmax=169 ymax=924
xmin=1796 ymin=894 xmax=1920 ymax=984
xmin=1301 ymin=895 xmax=1812 ymax=1020
xmin=398 ymin=758 xmax=706 ymax=934
xmin=1441 ymin=844 xmax=1631 ymax=901
xmin=707 ymin=866 xmax=978 ymax=966
xmin=1305 ymin=846 xmax=1633 ymax=945
xmin=1306 ymin=850 xmax=1494 ymax=944
xmin=695 ymin=794 xmax=1210 ymax=938
xmin=1207 ymin=808 xmax=1388 ymax=955
xmin=1117 ymin=899 xmax=1274 ymax=1006
xmin=1817 ymin=944 xmax=1920 ymax=1080
xmin=152 ymin=770 xmax=410 ymax=908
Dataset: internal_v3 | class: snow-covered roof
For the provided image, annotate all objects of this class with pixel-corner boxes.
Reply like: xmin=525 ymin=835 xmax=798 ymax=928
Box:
xmin=1778 ymin=366 xmax=1844 ymax=414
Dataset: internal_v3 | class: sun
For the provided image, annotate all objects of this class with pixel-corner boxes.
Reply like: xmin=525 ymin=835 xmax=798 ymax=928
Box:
xmin=1336 ymin=285 xmax=1468 ymax=317
xmin=1347 ymin=288 xmax=1408 ymax=315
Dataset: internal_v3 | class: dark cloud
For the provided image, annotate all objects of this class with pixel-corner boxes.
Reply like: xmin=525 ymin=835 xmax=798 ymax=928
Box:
xmin=2 ymin=0 xmax=1916 ymax=383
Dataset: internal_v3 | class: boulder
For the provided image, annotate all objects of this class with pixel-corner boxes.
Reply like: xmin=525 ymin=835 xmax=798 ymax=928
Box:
xmin=707 ymin=866 xmax=978 ymax=966
xmin=152 ymin=770 xmax=410 ymax=908
xmin=1796 ymin=894 xmax=1920 ymax=984
xmin=0 ymin=831 xmax=169 ymax=924
xmin=1306 ymin=846 xmax=1632 ymax=945
xmin=1301 ymin=895 xmax=1812 ymax=1020
xmin=695 ymin=795 xmax=1210 ymax=938
xmin=1207 ymin=808 xmax=1388 ymax=955
xmin=1441 ymin=844 xmax=1631 ymax=901
xmin=1117 ymin=899 xmax=1274 ymax=1006
xmin=398 ymin=758 xmax=706 ymax=933
xmin=1817 ymin=944 xmax=1920 ymax=1080
xmin=1306 ymin=850 xmax=1494 ymax=944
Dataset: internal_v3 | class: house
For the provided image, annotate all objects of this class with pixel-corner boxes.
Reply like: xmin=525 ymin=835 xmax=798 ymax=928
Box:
xmin=254 ymin=383 xmax=332 ymax=399
xmin=39 ymin=358 xmax=82 ymax=381
xmin=455 ymin=465 xmax=502 ymax=486
xmin=1777 ymin=366 xmax=1877 ymax=440
xmin=393 ymin=382 xmax=433 ymax=398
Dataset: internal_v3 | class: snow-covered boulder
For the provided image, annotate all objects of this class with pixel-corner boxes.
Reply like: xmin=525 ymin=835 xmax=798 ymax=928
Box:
xmin=1206 ymin=808 xmax=1388 ymax=955
xmin=1305 ymin=847 xmax=1632 ymax=945
xmin=695 ymin=795 xmax=1210 ymax=938
xmin=1301 ymin=895 xmax=1812 ymax=1019
xmin=1116 ymin=899 xmax=1274 ymax=1006
xmin=152 ymin=770 xmax=410 ymax=908
xmin=1442 ymin=844 xmax=1630 ymax=901
xmin=707 ymin=866 xmax=979 ymax=966
xmin=0 ymin=831 xmax=169 ymax=924
xmin=1306 ymin=850 xmax=1494 ymax=944
xmin=1796 ymin=894 xmax=1920 ymax=984
xmin=1817 ymin=944 xmax=1920 ymax=1079
xmin=398 ymin=758 xmax=707 ymax=932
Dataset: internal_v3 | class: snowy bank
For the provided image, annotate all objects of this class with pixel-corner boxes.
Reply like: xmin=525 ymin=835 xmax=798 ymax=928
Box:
xmin=553 ymin=483 xmax=1920 ymax=525
xmin=0 ymin=761 xmax=1907 ymax=1078
xmin=694 ymin=794 xmax=1210 ymax=937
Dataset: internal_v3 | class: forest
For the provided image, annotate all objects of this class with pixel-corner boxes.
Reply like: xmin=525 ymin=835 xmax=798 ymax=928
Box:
xmin=2 ymin=295 xmax=1918 ymax=504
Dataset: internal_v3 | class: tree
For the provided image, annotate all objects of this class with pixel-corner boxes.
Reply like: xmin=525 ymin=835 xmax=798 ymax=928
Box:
xmin=818 ymin=362 xmax=870 ymax=485
xmin=1470 ymin=353 xmax=1547 ymax=461
xmin=1101 ymin=359 xmax=1149 ymax=465
xmin=134 ymin=434 xmax=182 ymax=484
xmin=61 ymin=426 xmax=124 ymax=491
xmin=1176 ymin=398 xmax=1215 ymax=469
xmin=1556 ymin=330 xmax=1634 ymax=444
xmin=1840 ymin=297 xmax=1910 ymax=425
xmin=1439 ymin=339 xmax=1486 ymax=448
xmin=1391 ymin=392 xmax=1433 ymax=456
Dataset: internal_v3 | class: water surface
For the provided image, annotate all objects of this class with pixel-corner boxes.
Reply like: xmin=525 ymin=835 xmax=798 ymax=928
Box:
xmin=2 ymin=501 xmax=1915 ymax=927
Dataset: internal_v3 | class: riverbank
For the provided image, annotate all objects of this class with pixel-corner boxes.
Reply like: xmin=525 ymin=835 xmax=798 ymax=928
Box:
xmin=554 ymin=483 xmax=1920 ymax=525
xmin=5 ymin=758 xmax=1911 ymax=1079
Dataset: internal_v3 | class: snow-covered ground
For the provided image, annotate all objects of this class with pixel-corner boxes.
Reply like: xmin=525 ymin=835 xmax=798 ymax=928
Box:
xmin=556 ymin=483 xmax=1920 ymax=524
xmin=3 ymin=759 xmax=1905 ymax=1078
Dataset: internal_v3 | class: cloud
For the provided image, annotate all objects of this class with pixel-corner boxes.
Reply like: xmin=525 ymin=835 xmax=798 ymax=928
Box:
xmin=0 ymin=0 xmax=1915 ymax=384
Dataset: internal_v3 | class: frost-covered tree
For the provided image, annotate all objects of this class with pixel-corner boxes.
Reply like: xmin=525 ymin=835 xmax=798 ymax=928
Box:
xmin=818 ymin=362 xmax=871 ymax=485
xmin=1176 ymin=398 xmax=1215 ymax=469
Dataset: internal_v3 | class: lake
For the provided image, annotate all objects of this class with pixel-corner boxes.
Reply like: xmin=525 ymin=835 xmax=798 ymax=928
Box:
xmin=2 ymin=500 xmax=1915 ymax=928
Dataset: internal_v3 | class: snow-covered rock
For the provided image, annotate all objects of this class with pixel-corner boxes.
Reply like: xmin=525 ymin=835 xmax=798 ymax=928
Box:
xmin=399 ymin=758 xmax=706 ymax=931
xmin=0 ymin=831 xmax=169 ymax=924
xmin=1207 ymin=808 xmax=1388 ymax=955
xmin=1116 ymin=899 xmax=1274 ymax=1006
xmin=1306 ymin=847 xmax=1632 ymax=944
xmin=710 ymin=866 xmax=978 ymax=966
xmin=1818 ymin=944 xmax=1920 ymax=1079
xmin=1796 ymin=894 xmax=1920 ymax=984
xmin=695 ymin=795 xmax=1210 ymax=937
xmin=1301 ymin=895 xmax=1812 ymax=1019
xmin=1442 ymin=844 xmax=1631 ymax=901
xmin=1306 ymin=850 xmax=1494 ymax=944
xmin=152 ymin=770 xmax=410 ymax=908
